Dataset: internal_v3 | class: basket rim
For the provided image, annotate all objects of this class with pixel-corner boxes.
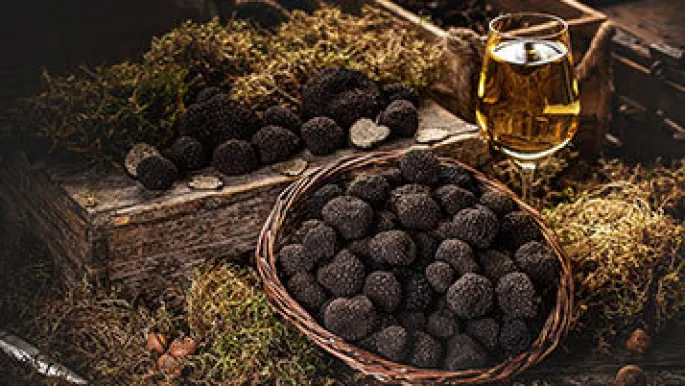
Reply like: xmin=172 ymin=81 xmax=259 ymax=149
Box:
xmin=255 ymin=149 xmax=574 ymax=384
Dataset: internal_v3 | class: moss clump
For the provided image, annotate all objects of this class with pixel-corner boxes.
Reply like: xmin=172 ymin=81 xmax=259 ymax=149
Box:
xmin=544 ymin=160 xmax=684 ymax=352
xmin=186 ymin=263 xmax=325 ymax=385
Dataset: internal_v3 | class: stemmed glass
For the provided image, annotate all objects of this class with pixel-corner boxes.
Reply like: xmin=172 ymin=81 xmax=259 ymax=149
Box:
xmin=476 ymin=13 xmax=580 ymax=201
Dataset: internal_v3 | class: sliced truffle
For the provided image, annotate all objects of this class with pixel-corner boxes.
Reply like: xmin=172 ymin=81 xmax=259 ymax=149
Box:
xmin=323 ymin=296 xmax=376 ymax=341
xmin=426 ymin=310 xmax=460 ymax=339
xmin=363 ymin=271 xmax=402 ymax=312
xmin=435 ymin=239 xmax=478 ymax=275
xmin=514 ymin=241 xmax=560 ymax=286
xmin=450 ymin=207 xmax=499 ymax=249
xmin=446 ymin=273 xmax=494 ymax=319
xmin=166 ymin=136 xmax=206 ymax=172
xmin=383 ymin=83 xmax=420 ymax=107
xmin=322 ymin=196 xmax=374 ymax=240
xmin=480 ymin=191 xmax=517 ymax=217
xmin=443 ymin=334 xmax=488 ymax=371
xmin=302 ymin=225 xmax=338 ymax=264
xmin=496 ymin=272 xmax=539 ymax=318
xmin=309 ymin=184 xmax=344 ymax=219
xmin=499 ymin=319 xmax=532 ymax=356
xmin=433 ymin=185 xmax=477 ymax=215
xmin=425 ymin=261 xmax=455 ymax=293
xmin=379 ymin=100 xmax=419 ymax=138
xmin=466 ymin=318 xmax=499 ymax=351
xmin=372 ymin=325 xmax=410 ymax=362
xmin=347 ymin=174 xmax=390 ymax=207
xmin=136 ymin=155 xmax=178 ymax=190
xmin=395 ymin=194 xmax=441 ymax=230
xmin=301 ymin=117 xmax=345 ymax=156
xmin=400 ymin=150 xmax=441 ymax=185
xmin=327 ymin=88 xmax=381 ymax=129
xmin=180 ymin=94 xmax=260 ymax=148
xmin=499 ymin=211 xmax=542 ymax=250
xmin=251 ymin=125 xmax=300 ymax=164
xmin=278 ymin=244 xmax=313 ymax=276
xmin=403 ymin=272 xmax=434 ymax=311
xmin=317 ymin=250 xmax=365 ymax=297
xmin=478 ymin=249 xmax=517 ymax=281
xmin=287 ymin=272 xmax=328 ymax=310
xmin=407 ymin=331 xmax=443 ymax=368
xmin=262 ymin=106 xmax=302 ymax=134
xmin=369 ymin=230 xmax=417 ymax=266
xmin=212 ymin=139 xmax=258 ymax=176
xmin=439 ymin=164 xmax=476 ymax=191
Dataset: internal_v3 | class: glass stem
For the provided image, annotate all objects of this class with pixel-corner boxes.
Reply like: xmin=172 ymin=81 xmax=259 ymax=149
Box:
xmin=520 ymin=162 xmax=536 ymax=202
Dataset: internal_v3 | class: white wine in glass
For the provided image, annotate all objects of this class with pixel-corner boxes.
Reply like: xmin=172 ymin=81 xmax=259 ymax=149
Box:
xmin=476 ymin=13 xmax=579 ymax=200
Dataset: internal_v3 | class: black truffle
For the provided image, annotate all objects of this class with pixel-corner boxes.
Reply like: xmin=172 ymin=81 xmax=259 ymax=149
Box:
xmin=395 ymin=194 xmax=441 ymax=230
xmin=251 ymin=125 xmax=300 ymax=164
xmin=407 ymin=331 xmax=443 ymax=368
xmin=195 ymin=86 xmax=224 ymax=104
xmin=446 ymin=273 xmax=494 ymax=319
xmin=322 ymin=196 xmax=374 ymax=240
xmin=347 ymin=174 xmax=390 ymax=207
xmin=166 ymin=136 xmax=206 ymax=172
xmin=136 ymin=155 xmax=179 ymax=190
xmin=389 ymin=184 xmax=431 ymax=212
xmin=480 ymin=191 xmax=517 ymax=217
xmin=180 ymin=94 xmax=260 ymax=148
xmin=425 ymin=261 xmax=455 ymax=293
xmin=450 ymin=207 xmax=500 ymax=249
xmin=369 ymin=230 xmax=417 ymax=266
xmin=301 ymin=68 xmax=382 ymax=122
xmin=348 ymin=237 xmax=371 ymax=259
xmin=398 ymin=311 xmax=426 ymax=331
xmin=435 ymin=239 xmax=478 ymax=275
xmin=439 ymin=164 xmax=476 ymax=191
xmin=302 ymin=225 xmax=338 ymax=264
xmin=433 ymin=185 xmax=477 ymax=215
xmin=323 ymin=296 xmax=377 ymax=341
xmin=374 ymin=210 xmax=399 ymax=233
xmin=363 ymin=271 xmax=402 ymax=312
xmin=373 ymin=325 xmax=410 ymax=362
xmin=278 ymin=244 xmax=313 ymax=276
xmin=411 ymin=232 xmax=440 ymax=268
xmin=496 ymin=272 xmax=539 ymax=318
xmin=400 ymin=150 xmax=441 ymax=185
xmin=443 ymin=334 xmax=488 ymax=371
xmin=515 ymin=241 xmax=560 ymax=286
xmin=262 ymin=106 xmax=302 ymax=133
xmin=289 ymin=219 xmax=323 ymax=244
xmin=478 ymin=249 xmax=517 ymax=281
xmin=287 ymin=272 xmax=328 ymax=310
xmin=212 ymin=139 xmax=258 ymax=176
xmin=327 ymin=88 xmax=381 ymax=129
xmin=317 ymin=250 xmax=365 ymax=297
xmin=403 ymin=272 xmax=434 ymax=311
xmin=466 ymin=318 xmax=499 ymax=351
xmin=310 ymin=184 xmax=344 ymax=218
xmin=426 ymin=310 xmax=460 ymax=339
xmin=300 ymin=117 xmax=345 ymax=156
xmin=379 ymin=100 xmax=419 ymax=138
xmin=378 ymin=167 xmax=403 ymax=186
xmin=499 ymin=318 xmax=532 ymax=356
xmin=499 ymin=211 xmax=542 ymax=250
xmin=383 ymin=83 xmax=420 ymax=108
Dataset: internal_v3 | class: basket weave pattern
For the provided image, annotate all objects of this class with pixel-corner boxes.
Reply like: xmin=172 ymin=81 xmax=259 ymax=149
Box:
xmin=256 ymin=150 xmax=573 ymax=384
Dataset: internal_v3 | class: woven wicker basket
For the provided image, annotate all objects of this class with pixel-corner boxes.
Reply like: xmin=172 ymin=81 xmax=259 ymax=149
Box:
xmin=256 ymin=150 xmax=573 ymax=384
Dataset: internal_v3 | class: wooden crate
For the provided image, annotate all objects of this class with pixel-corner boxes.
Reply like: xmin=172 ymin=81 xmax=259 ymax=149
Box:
xmin=0 ymin=100 xmax=489 ymax=297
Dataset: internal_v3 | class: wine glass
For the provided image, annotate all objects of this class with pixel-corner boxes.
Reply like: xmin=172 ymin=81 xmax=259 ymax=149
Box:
xmin=476 ymin=13 xmax=580 ymax=201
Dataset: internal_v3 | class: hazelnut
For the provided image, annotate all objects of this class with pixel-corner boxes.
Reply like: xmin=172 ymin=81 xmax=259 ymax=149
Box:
xmin=616 ymin=365 xmax=647 ymax=386
xmin=168 ymin=336 xmax=198 ymax=358
xmin=146 ymin=332 xmax=168 ymax=354
xmin=625 ymin=329 xmax=650 ymax=354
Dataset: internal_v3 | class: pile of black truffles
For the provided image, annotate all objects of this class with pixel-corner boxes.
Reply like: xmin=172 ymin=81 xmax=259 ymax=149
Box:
xmin=127 ymin=68 xmax=421 ymax=190
xmin=278 ymin=149 xmax=560 ymax=371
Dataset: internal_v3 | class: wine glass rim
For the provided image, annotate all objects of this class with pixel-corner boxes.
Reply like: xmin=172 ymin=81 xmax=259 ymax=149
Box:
xmin=489 ymin=12 xmax=568 ymax=40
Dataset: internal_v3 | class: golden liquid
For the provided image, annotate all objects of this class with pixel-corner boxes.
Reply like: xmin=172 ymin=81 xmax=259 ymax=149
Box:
xmin=476 ymin=39 xmax=580 ymax=164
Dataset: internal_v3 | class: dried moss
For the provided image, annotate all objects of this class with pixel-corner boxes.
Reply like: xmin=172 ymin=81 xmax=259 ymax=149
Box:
xmin=185 ymin=263 xmax=327 ymax=385
xmin=544 ymin=160 xmax=684 ymax=352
